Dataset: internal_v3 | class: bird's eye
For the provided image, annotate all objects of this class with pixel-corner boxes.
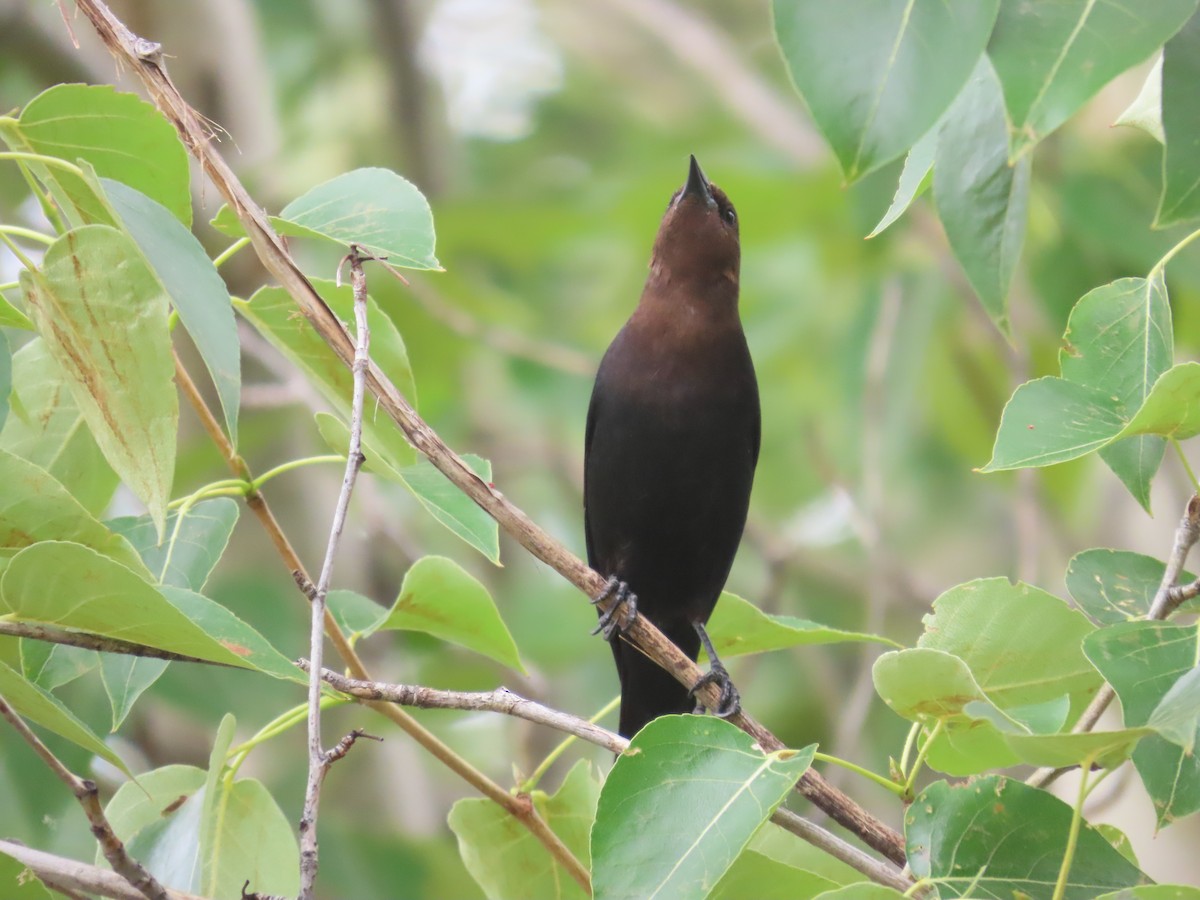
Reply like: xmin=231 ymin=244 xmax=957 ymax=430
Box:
xmin=723 ymin=207 xmax=737 ymax=225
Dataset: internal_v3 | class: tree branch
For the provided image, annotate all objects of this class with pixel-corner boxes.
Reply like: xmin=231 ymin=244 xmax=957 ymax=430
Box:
xmin=1028 ymin=492 xmax=1200 ymax=788
xmin=0 ymin=839 xmax=209 ymax=900
xmin=0 ymin=696 xmax=169 ymax=900
xmin=307 ymin=664 xmax=914 ymax=888
xmin=71 ymin=0 xmax=905 ymax=867
xmin=0 ymin=621 xmax=234 ymax=666
xmin=298 ymin=247 xmax=371 ymax=899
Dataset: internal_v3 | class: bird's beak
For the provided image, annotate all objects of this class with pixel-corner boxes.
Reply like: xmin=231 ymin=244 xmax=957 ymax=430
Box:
xmin=682 ymin=154 xmax=714 ymax=207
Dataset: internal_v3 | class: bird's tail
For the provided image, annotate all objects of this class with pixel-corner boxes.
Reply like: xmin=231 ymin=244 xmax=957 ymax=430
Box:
xmin=611 ymin=622 xmax=702 ymax=738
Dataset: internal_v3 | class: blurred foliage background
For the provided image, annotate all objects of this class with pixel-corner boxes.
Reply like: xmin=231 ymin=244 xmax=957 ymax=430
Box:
xmin=2 ymin=0 xmax=1200 ymax=893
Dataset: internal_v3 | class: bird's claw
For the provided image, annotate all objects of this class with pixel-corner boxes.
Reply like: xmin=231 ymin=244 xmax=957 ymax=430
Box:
xmin=590 ymin=576 xmax=639 ymax=641
xmin=690 ymin=663 xmax=741 ymax=719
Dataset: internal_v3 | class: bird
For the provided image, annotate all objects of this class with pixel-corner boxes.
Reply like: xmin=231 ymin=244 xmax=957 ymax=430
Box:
xmin=584 ymin=155 xmax=760 ymax=739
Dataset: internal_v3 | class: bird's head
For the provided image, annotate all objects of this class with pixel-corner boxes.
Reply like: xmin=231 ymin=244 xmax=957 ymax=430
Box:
xmin=649 ymin=155 xmax=740 ymax=291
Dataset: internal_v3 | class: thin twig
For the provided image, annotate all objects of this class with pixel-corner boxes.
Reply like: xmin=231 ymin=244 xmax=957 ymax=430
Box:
xmin=299 ymin=247 xmax=371 ymax=899
xmin=176 ymin=318 xmax=591 ymax=885
xmin=0 ymin=696 xmax=169 ymax=900
xmin=308 ymin=664 xmax=915 ymax=888
xmin=305 ymin=663 xmax=627 ymax=754
xmin=0 ymin=839 xmax=208 ymax=900
xmin=0 ymin=621 xmax=234 ymax=665
xmin=72 ymin=0 xmax=904 ymax=867
xmin=1028 ymin=493 xmax=1200 ymax=788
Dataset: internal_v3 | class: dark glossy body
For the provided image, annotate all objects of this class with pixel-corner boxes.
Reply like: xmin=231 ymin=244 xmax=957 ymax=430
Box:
xmin=584 ymin=158 xmax=759 ymax=738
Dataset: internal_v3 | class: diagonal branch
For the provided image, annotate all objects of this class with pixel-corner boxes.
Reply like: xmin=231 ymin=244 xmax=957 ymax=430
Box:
xmin=0 ymin=839 xmax=208 ymax=900
xmin=0 ymin=695 xmax=169 ymax=900
xmin=308 ymin=665 xmax=914 ymax=890
xmin=71 ymin=0 xmax=905 ymax=867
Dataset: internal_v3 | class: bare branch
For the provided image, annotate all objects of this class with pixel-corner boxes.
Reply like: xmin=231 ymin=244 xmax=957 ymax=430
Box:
xmin=308 ymin=664 xmax=916 ymax=888
xmin=299 ymin=247 xmax=371 ymax=899
xmin=1029 ymin=493 xmax=1200 ymax=788
xmin=0 ymin=696 xmax=169 ymax=900
xmin=71 ymin=0 xmax=904 ymax=867
xmin=0 ymin=839 xmax=208 ymax=900
xmin=0 ymin=621 xmax=235 ymax=666
xmin=305 ymin=663 xmax=627 ymax=754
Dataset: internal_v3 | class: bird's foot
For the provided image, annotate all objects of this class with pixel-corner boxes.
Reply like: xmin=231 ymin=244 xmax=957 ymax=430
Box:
xmin=690 ymin=662 xmax=741 ymax=719
xmin=590 ymin=576 xmax=639 ymax=641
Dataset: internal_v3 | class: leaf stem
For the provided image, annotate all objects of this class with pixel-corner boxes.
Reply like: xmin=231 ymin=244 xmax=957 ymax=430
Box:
xmin=1151 ymin=226 xmax=1200 ymax=278
xmin=1173 ymin=438 xmax=1200 ymax=494
xmin=0 ymin=224 xmax=54 ymax=246
xmin=903 ymin=720 xmax=942 ymax=799
xmin=898 ymin=720 xmax=921 ymax=777
xmin=251 ymin=455 xmax=345 ymax=490
xmin=0 ymin=231 xmax=38 ymax=271
xmin=1052 ymin=753 xmax=1096 ymax=900
xmin=225 ymin=696 xmax=347 ymax=784
xmin=0 ymin=151 xmax=85 ymax=178
xmin=212 ymin=236 xmax=250 ymax=269
xmin=813 ymin=752 xmax=907 ymax=797
xmin=519 ymin=695 xmax=619 ymax=793
xmin=0 ymin=281 xmax=17 ymax=293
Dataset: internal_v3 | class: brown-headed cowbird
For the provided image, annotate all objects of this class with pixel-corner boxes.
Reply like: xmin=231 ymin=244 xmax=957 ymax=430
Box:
xmin=584 ymin=155 xmax=760 ymax=738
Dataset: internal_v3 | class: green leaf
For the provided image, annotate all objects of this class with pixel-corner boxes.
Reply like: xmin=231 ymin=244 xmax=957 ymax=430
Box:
xmin=0 ymin=447 xmax=151 ymax=578
xmin=1085 ymin=622 xmax=1200 ymax=826
xmin=0 ymin=848 xmax=54 ymax=898
xmin=1147 ymin=666 xmax=1200 ymax=753
xmin=102 ymin=765 xmax=206 ymax=892
xmin=709 ymin=851 xmax=839 ymax=900
xmin=449 ymin=759 xmax=598 ymax=900
xmin=0 ymin=338 xmax=117 ymax=516
xmin=394 ymin=456 xmax=500 ymax=564
xmin=22 ymin=642 xmax=98 ymax=692
xmin=810 ymin=888 xmax=905 ymax=900
xmin=1096 ymin=823 xmax=1140 ymax=866
xmin=14 ymin=83 xmax=190 ymax=225
xmin=0 ymin=333 xmax=9 ymax=431
xmin=109 ymin=498 xmax=240 ymax=591
xmin=375 ymin=556 xmax=523 ymax=673
xmin=100 ymin=655 xmax=167 ymax=732
xmin=0 ymin=293 xmax=32 ymax=331
xmin=1097 ymin=888 xmax=1200 ymax=900
xmin=981 ymin=376 xmax=1125 ymax=470
xmin=206 ymin=778 xmax=300 ymax=898
xmin=1059 ymin=275 xmax=1171 ymax=511
xmin=706 ymin=591 xmax=899 ymax=660
xmin=866 ymin=124 xmax=937 ymax=238
xmin=238 ymin=280 xmax=416 ymax=468
xmin=0 ymin=657 xmax=128 ymax=774
xmin=160 ymin=586 xmax=301 ymax=682
xmin=1115 ymin=362 xmax=1200 ymax=440
xmin=1066 ymin=548 xmax=1195 ymax=625
xmin=327 ymin=588 xmax=388 ymax=639
xmin=906 ymin=776 xmax=1151 ymax=896
xmin=873 ymin=647 xmax=994 ymax=721
xmin=1115 ymin=55 xmax=1164 ymax=143
xmin=1157 ymin=10 xmax=1200 ymax=226
xmin=103 ymin=179 xmax=240 ymax=446
xmin=918 ymin=578 xmax=1100 ymax=708
xmin=591 ymin=715 xmax=813 ymax=900
xmin=103 ymin=761 xmax=299 ymax=899
xmin=21 ymin=225 xmax=177 ymax=536
xmin=276 ymin=168 xmax=440 ymax=269
xmin=315 ymin=413 xmax=500 ymax=562
xmin=772 ymin=0 xmax=998 ymax=182
xmin=1003 ymin=726 xmax=1153 ymax=769
xmin=0 ymin=542 xmax=256 ymax=670
xmin=99 ymin=580 xmax=299 ymax=731
xmin=988 ymin=0 xmax=1197 ymax=157
xmin=933 ymin=56 xmax=1029 ymax=331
